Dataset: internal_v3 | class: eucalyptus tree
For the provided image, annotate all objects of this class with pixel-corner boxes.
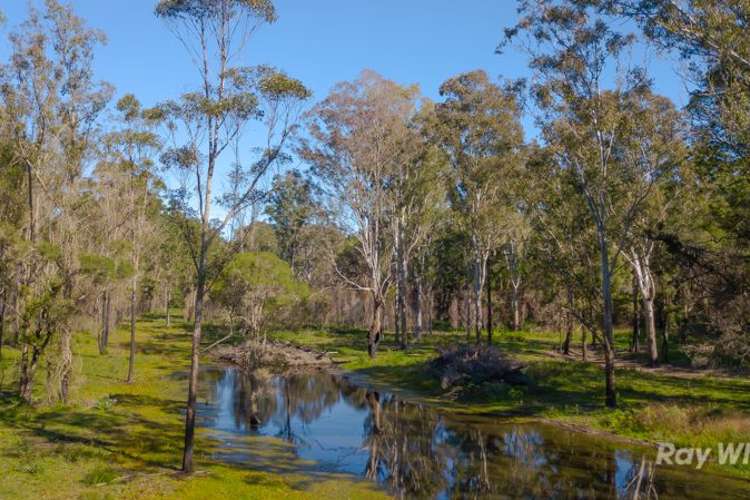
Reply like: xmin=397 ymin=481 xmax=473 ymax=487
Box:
xmin=301 ymin=71 xmax=419 ymax=357
xmin=100 ymin=94 xmax=162 ymax=382
xmin=154 ymin=0 xmax=309 ymax=472
xmin=617 ymin=91 xmax=686 ymax=366
xmin=265 ymin=170 xmax=324 ymax=276
xmin=606 ymin=0 xmax=750 ymax=367
xmin=434 ymin=70 xmax=524 ymax=343
xmin=390 ymin=101 xmax=447 ymax=348
xmin=1 ymin=0 xmax=111 ymax=402
xmin=505 ymin=0 xmax=670 ymax=406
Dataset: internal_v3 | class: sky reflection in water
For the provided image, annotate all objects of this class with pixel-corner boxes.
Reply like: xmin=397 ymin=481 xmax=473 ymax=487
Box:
xmin=197 ymin=367 xmax=749 ymax=499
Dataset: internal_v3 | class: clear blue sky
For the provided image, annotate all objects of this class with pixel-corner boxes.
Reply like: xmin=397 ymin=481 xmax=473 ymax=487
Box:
xmin=1 ymin=1 xmax=689 ymax=205
xmin=0 ymin=0 xmax=689 ymax=120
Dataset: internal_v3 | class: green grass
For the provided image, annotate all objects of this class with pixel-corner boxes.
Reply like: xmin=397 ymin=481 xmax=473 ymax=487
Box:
xmin=0 ymin=315 xmax=386 ymax=499
xmin=271 ymin=325 xmax=750 ymax=478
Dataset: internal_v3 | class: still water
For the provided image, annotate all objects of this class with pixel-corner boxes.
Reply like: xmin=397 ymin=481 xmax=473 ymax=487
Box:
xmin=197 ymin=367 xmax=749 ymax=499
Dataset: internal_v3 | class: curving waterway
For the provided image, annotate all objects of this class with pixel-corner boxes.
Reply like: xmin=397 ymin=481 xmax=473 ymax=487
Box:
xmin=195 ymin=366 xmax=749 ymax=499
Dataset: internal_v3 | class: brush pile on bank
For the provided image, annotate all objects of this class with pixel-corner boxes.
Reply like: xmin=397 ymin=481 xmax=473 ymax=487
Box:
xmin=429 ymin=344 xmax=529 ymax=390
xmin=215 ymin=340 xmax=334 ymax=370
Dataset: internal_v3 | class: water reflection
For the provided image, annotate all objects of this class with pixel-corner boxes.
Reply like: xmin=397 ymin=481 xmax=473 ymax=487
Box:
xmin=198 ymin=367 xmax=749 ymax=499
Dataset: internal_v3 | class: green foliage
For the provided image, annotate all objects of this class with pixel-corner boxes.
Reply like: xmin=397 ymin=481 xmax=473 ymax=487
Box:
xmin=155 ymin=0 xmax=277 ymax=23
xmin=212 ymin=252 xmax=309 ymax=335
xmin=79 ymin=254 xmax=133 ymax=283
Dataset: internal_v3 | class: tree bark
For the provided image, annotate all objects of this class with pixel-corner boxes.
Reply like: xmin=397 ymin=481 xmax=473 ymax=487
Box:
xmin=662 ymin=292 xmax=671 ymax=364
xmin=473 ymin=256 xmax=485 ymax=343
xmin=412 ymin=274 xmax=423 ymax=341
xmin=0 ymin=291 xmax=5 ymax=361
xmin=631 ymin=279 xmax=640 ymax=353
xmin=511 ymin=284 xmax=521 ymax=331
xmin=643 ymin=297 xmax=658 ymax=367
xmin=368 ymin=294 xmax=383 ymax=358
xmin=598 ymin=230 xmax=617 ymax=408
xmin=396 ymin=216 xmax=408 ymax=349
xmin=99 ymin=289 xmax=111 ymax=355
xmin=127 ymin=283 xmax=137 ymax=383
xmin=166 ymin=287 xmax=171 ymax=327
xmin=182 ymin=270 xmax=205 ymax=473
xmin=486 ymin=269 xmax=493 ymax=345
xmin=562 ymin=287 xmax=573 ymax=355
xmin=59 ymin=328 xmax=73 ymax=403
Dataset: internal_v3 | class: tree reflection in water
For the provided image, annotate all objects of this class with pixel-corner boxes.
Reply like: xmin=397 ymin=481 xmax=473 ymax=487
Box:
xmin=200 ymin=367 xmax=740 ymax=499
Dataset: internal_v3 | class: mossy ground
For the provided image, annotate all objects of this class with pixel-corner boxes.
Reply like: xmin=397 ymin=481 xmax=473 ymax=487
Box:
xmin=0 ymin=315 xmax=386 ymax=499
xmin=270 ymin=326 xmax=750 ymax=478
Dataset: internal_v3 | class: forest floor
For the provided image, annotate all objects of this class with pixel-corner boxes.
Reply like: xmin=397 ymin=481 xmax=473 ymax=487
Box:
xmin=0 ymin=315 xmax=386 ymax=500
xmin=269 ymin=326 xmax=750 ymax=479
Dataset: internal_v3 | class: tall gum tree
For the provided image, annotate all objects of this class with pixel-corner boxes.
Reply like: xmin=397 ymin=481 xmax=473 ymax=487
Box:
xmin=434 ymin=70 xmax=524 ymax=343
xmin=154 ymin=0 xmax=309 ymax=473
xmin=504 ymin=0 xmax=668 ymax=407
xmin=301 ymin=71 xmax=420 ymax=357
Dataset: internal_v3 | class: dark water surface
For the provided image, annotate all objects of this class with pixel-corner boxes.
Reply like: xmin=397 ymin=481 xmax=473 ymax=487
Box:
xmin=196 ymin=366 xmax=748 ymax=499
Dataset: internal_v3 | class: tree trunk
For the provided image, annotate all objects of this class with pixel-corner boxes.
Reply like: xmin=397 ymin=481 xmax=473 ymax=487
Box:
xmin=59 ymin=328 xmax=73 ymax=403
xmin=662 ymin=293 xmax=671 ymax=364
xmin=127 ymin=284 xmax=137 ymax=383
xmin=511 ymin=284 xmax=521 ymax=331
xmin=396 ymin=217 xmax=408 ymax=349
xmin=464 ymin=288 xmax=471 ymax=340
xmin=182 ymin=270 xmax=205 ymax=473
xmin=19 ymin=344 xmax=41 ymax=403
xmin=368 ymin=295 xmax=383 ymax=358
xmin=99 ymin=289 xmax=111 ymax=355
xmin=393 ymin=294 xmax=401 ymax=346
xmin=643 ymin=297 xmax=658 ymax=367
xmin=598 ymin=231 xmax=617 ymax=408
xmin=486 ymin=271 xmax=493 ymax=345
xmin=581 ymin=327 xmax=587 ymax=362
xmin=562 ymin=288 xmax=573 ymax=355
xmin=412 ymin=274 xmax=423 ymax=341
xmin=166 ymin=287 xmax=171 ymax=327
xmin=473 ymin=257 xmax=485 ymax=343
xmin=0 ymin=292 xmax=5 ymax=361
xmin=631 ymin=280 xmax=640 ymax=353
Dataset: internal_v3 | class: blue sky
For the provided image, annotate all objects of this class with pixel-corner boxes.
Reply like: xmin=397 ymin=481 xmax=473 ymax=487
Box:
xmin=1 ymin=1 xmax=690 ymax=208
xmin=1 ymin=1 xmax=689 ymax=120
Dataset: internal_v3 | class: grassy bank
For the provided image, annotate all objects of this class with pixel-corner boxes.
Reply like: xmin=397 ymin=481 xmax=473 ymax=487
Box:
xmin=0 ymin=316 xmax=385 ymax=500
xmin=270 ymin=326 xmax=750 ymax=478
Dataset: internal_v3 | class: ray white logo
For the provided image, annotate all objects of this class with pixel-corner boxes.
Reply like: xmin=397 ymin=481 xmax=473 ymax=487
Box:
xmin=656 ymin=442 xmax=750 ymax=469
